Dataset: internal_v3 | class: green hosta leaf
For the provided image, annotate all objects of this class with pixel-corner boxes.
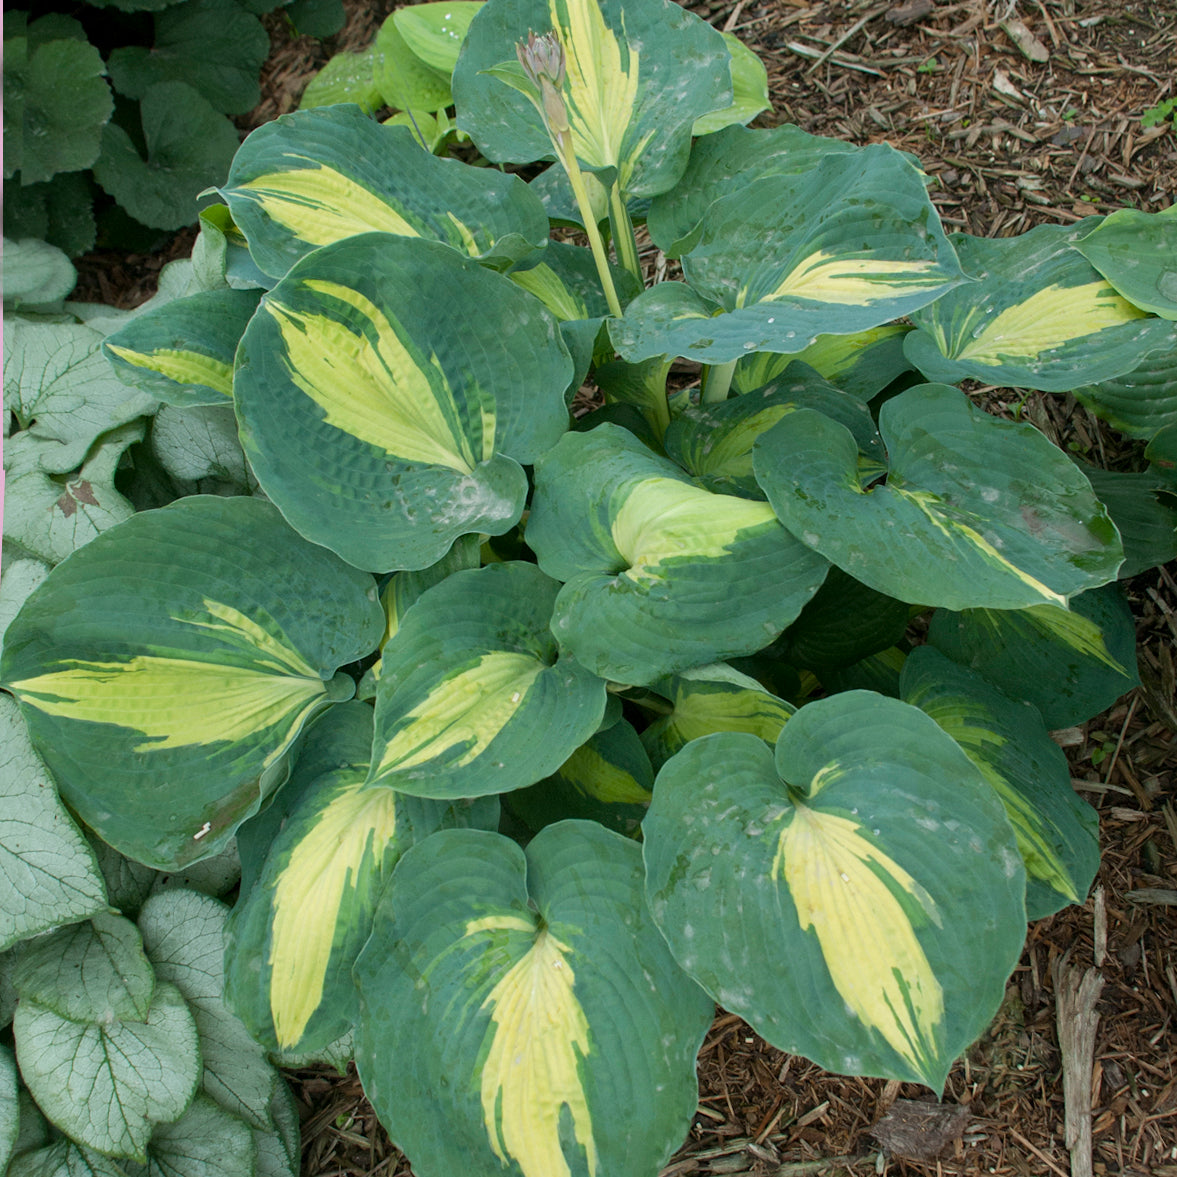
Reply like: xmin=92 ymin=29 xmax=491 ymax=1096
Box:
xmin=13 ymin=913 xmax=154 ymax=1023
xmin=0 ymin=695 xmax=107 ymax=949
xmin=665 ymin=365 xmax=882 ymax=499
xmin=0 ymin=495 xmax=383 ymax=869
xmin=1075 ymin=206 xmax=1177 ymax=319
xmin=926 ymin=583 xmax=1140 ymax=729
xmin=643 ymin=692 xmax=1027 ymax=1089
xmin=5 ymin=319 xmax=156 ymax=472
xmin=298 ymin=48 xmax=383 ymax=113
xmin=731 ymin=325 xmax=913 ymax=401
xmin=1079 ymin=464 xmax=1177 ymax=578
xmin=103 ymin=289 xmax=261 ymax=408
xmin=648 ymin=124 xmax=862 ymax=258
xmin=528 ymin=424 xmax=830 ymax=684
xmin=640 ymin=662 xmax=794 ymax=772
xmin=140 ymin=890 xmax=278 ymax=1130
xmin=614 ymin=146 xmax=963 ymax=364
xmin=226 ymin=702 xmax=498 ymax=1052
xmin=354 ymin=821 xmax=714 ymax=1177
xmin=1 ymin=1043 xmax=17 ymax=1171
xmin=222 ymin=107 xmax=548 ymax=277
xmin=1147 ymin=424 xmax=1177 ymax=490
xmin=234 ymin=234 xmax=571 ymax=571
xmin=92 ymin=82 xmax=240 ymax=231
xmin=374 ymin=16 xmax=452 ymax=112
xmin=594 ymin=356 xmax=673 ymax=441
xmin=3 ymin=422 xmax=142 ymax=566
xmin=13 ymin=981 xmax=200 ymax=1160
xmin=2 ymin=238 xmax=76 ymax=308
xmin=1071 ymin=334 xmax=1177 ymax=440
xmin=394 ymin=2 xmax=482 ymax=73
xmin=10 ymin=38 xmax=113 ymax=184
xmin=754 ymin=383 xmax=1123 ymax=610
xmin=904 ymin=222 xmax=1176 ymax=390
xmin=773 ymin=566 xmax=910 ymax=673
xmin=822 ymin=645 xmax=906 ymax=698
xmin=107 ymin=0 xmax=271 ymax=115
xmin=453 ymin=0 xmax=731 ymax=196
xmin=150 ymin=403 xmax=254 ymax=491
xmin=7 ymin=1140 xmax=126 ymax=1177
xmin=124 ymin=1094 xmax=256 ymax=1177
xmin=190 ymin=204 xmax=273 ymax=294
xmin=692 ymin=32 xmax=770 ymax=136
xmin=504 ymin=720 xmax=653 ymax=836
xmin=901 ymin=646 xmax=1099 ymax=920
xmin=368 ymin=561 xmax=606 ymax=796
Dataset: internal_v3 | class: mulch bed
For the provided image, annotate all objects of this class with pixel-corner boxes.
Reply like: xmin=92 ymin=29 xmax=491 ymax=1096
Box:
xmin=69 ymin=0 xmax=1177 ymax=1173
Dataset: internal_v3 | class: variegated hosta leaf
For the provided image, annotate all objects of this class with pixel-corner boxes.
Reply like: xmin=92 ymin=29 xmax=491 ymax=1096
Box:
xmin=1070 ymin=334 xmax=1177 ymax=441
xmin=226 ymin=703 xmax=499 ymax=1052
xmin=220 ymin=106 xmax=549 ymax=278
xmin=612 ymin=145 xmax=964 ymax=364
xmin=731 ymin=325 xmax=912 ymax=401
xmin=664 ymin=364 xmax=883 ymax=500
xmin=772 ymin=566 xmax=910 ymax=674
xmin=904 ymin=221 xmax=1176 ymax=390
xmin=647 ymin=124 xmax=861 ymax=259
xmin=453 ymin=0 xmax=732 ymax=197
xmin=691 ymin=32 xmax=770 ymax=137
xmin=503 ymin=720 xmax=653 ymax=837
xmin=394 ymin=2 xmax=484 ymax=74
xmin=527 ymin=423 xmax=830 ymax=685
xmin=0 ymin=496 xmax=383 ymax=870
xmin=354 ymin=821 xmax=715 ymax=1177
xmin=368 ymin=561 xmax=607 ymax=797
xmin=639 ymin=662 xmax=794 ymax=772
xmin=754 ymin=383 xmax=1123 ymax=610
xmin=234 ymin=233 xmax=572 ymax=571
xmin=103 ymin=289 xmax=261 ymax=407
xmin=642 ymin=692 xmax=1027 ymax=1089
xmin=1075 ymin=206 xmax=1177 ymax=320
xmin=926 ymin=583 xmax=1140 ymax=729
xmin=901 ymin=646 xmax=1099 ymax=920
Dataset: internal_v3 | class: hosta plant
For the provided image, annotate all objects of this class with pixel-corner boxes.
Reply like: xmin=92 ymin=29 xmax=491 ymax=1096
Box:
xmin=3 ymin=0 xmax=1176 ymax=1174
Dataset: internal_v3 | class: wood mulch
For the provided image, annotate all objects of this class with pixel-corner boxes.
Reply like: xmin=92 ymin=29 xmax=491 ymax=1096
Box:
xmin=66 ymin=0 xmax=1177 ymax=1173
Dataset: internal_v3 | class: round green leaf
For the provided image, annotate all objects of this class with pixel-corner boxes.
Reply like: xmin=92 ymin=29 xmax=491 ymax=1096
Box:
xmin=104 ymin=288 xmax=261 ymax=408
xmin=393 ymin=2 xmax=482 ymax=74
xmin=2 ymin=238 xmax=76 ymax=308
xmin=150 ymin=403 xmax=254 ymax=492
xmin=643 ymin=692 xmax=1027 ymax=1089
xmin=1075 ymin=206 xmax=1177 ymax=319
xmin=13 ymin=912 xmax=154 ymax=1024
xmin=904 ymin=222 xmax=1177 ymax=390
xmin=124 ymin=1094 xmax=256 ymax=1177
xmin=0 ymin=495 xmax=383 ymax=869
xmin=374 ymin=15 xmax=452 ymax=112
xmin=298 ymin=48 xmax=383 ymax=113
xmin=452 ymin=0 xmax=732 ymax=196
xmin=354 ymin=821 xmax=715 ymax=1177
xmin=0 ymin=1043 xmax=17 ymax=1171
xmin=614 ymin=146 xmax=964 ymax=364
xmin=754 ymin=383 xmax=1123 ymax=610
xmin=528 ymin=424 xmax=830 ymax=684
xmin=234 ymin=234 xmax=572 ymax=572
xmin=901 ymin=646 xmax=1099 ymax=920
xmin=368 ymin=561 xmax=607 ymax=797
xmin=926 ymin=582 xmax=1140 ymax=729
xmin=221 ymin=107 xmax=549 ymax=278
xmin=139 ymin=890 xmax=278 ymax=1130
xmin=0 ymin=695 xmax=107 ymax=950
xmin=14 ymin=981 xmax=200 ymax=1161
xmin=7 ymin=1140 xmax=126 ymax=1177
xmin=106 ymin=0 xmax=271 ymax=115
xmin=226 ymin=703 xmax=499 ymax=1052
xmin=12 ymin=38 xmax=113 ymax=185
xmin=92 ymin=82 xmax=240 ymax=231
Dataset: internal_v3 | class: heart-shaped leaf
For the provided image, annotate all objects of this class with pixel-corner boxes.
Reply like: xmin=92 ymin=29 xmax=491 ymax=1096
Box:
xmin=643 ymin=692 xmax=1027 ymax=1090
xmin=354 ymin=821 xmax=715 ymax=1177
xmin=0 ymin=495 xmax=383 ymax=869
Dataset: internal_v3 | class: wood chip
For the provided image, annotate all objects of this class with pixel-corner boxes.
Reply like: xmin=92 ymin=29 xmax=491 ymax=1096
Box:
xmin=1000 ymin=16 xmax=1050 ymax=62
xmin=1054 ymin=956 xmax=1105 ymax=1177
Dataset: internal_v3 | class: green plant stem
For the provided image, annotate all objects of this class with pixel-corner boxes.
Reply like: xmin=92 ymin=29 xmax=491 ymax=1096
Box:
xmin=701 ymin=359 xmax=737 ymax=404
xmin=608 ymin=183 xmax=642 ymax=284
xmin=558 ymin=142 xmax=625 ymax=319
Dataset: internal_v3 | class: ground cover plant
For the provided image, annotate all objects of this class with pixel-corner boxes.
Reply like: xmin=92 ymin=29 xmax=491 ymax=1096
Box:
xmin=2 ymin=0 xmax=1176 ymax=1175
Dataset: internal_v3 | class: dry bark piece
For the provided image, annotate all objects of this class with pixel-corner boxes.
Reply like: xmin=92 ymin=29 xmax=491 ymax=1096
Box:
xmin=869 ymin=1098 xmax=970 ymax=1161
xmin=1001 ymin=16 xmax=1050 ymax=62
xmin=1054 ymin=955 xmax=1105 ymax=1177
xmin=886 ymin=0 xmax=934 ymax=25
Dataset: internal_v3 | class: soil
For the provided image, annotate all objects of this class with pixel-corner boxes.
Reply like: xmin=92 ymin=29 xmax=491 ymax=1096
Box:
xmin=72 ymin=1 xmax=1177 ymax=1174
